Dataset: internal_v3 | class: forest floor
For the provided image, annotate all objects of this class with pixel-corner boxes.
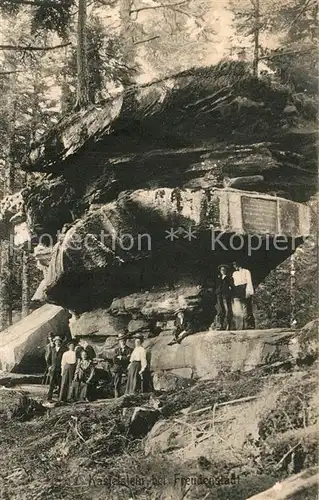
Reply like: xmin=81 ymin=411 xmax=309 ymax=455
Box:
xmin=0 ymin=362 xmax=318 ymax=500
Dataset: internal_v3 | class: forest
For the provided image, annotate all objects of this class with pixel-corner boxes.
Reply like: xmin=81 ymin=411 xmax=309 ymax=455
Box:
xmin=0 ymin=2 xmax=318 ymax=499
xmin=0 ymin=0 xmax=318 ymax=330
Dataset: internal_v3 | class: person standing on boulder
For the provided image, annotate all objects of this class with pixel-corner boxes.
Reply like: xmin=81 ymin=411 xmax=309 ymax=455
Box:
xmin=59 ymin=341 xmax=77 ymax=402
xmin=47 ymin=336 xmax=65 ymax=401
xmin=112 ymin=333 xmax=132 ymax=398
xmin=125 ymin=334 xmax=148 ymax=395
xmin=215 ymin=264 xmax=233 ymax=330
xmin=232 ymin=262 xmax=255 ymax=330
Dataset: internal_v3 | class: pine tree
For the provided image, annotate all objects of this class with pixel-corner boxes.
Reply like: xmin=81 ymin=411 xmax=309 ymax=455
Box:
xmin=0 ymin=75 xmax=17 ymax=330
xmin=21 ymin=249 xmax=30 ymax=317
xmin=0 ymin=0 xmax=90 ymax=109
xmin=74 ymin=0 xmax=89 ymax=109
xmin=262 ymin=0 xmax=318 ymax=93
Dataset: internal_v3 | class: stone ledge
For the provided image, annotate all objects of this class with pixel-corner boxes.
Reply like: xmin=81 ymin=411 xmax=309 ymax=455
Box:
xmin=146 ymin=328 xmax=301 ymax=379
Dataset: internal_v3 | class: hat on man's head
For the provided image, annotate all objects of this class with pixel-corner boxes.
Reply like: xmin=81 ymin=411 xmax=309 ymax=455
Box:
xmin=118 ymin=333 xmax=126 ymax=340
xmin=53 ymin=336 xmax=62 ymax=341
xmin=218 ymin=264 xmax=230 ymax=270
xmin=175 ymin=307 xmax=185 ymax=314
xmin=133 ymin=333 xmax=144 ymax=340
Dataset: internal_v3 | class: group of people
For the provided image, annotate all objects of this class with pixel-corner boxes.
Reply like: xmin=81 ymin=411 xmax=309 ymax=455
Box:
xmin=45 ymin=332 xmax=151 ymax=403
xmin=45 ymin=336 xmax=96 ymax=402
xmin=44 ymin=261 xmax=254 ymax=401
xmin=113 ymin=333 xmax=151 ymax=396
xmin=169 ymin=261 xmax=255 ymax=345
xmin=215 ymin=261 xmax=255 ymax=331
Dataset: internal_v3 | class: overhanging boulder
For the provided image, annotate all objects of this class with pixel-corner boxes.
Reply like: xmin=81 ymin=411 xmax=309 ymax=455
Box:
xmin=0 ymin=304 xmax=70 ymax=373
xmin=69 ymin=308 xmax=127 ymax=338
xmin=35 ymin=188 xmax=310 ymax=312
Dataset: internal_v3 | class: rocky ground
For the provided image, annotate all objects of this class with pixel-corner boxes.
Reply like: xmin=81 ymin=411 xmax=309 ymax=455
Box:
xmin=0 ymin=354 xmax=318 ymax=500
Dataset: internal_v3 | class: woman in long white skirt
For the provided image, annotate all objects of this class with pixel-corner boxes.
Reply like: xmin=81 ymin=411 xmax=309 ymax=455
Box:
xmin=125 ymin=335 xmax=148 ymax=395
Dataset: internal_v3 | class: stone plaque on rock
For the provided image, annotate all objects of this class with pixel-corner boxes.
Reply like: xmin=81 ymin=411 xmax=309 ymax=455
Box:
xmin=242 ymin=196 xmax=278 ymax=234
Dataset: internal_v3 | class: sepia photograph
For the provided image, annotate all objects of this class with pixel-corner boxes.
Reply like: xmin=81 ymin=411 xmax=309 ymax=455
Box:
xmin=0 ymin=0 xmax=317 ymax=498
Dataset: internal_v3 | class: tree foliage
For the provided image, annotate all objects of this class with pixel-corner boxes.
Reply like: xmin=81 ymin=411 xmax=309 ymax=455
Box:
xmin=229 ymin=0 xmax=318 ymax=89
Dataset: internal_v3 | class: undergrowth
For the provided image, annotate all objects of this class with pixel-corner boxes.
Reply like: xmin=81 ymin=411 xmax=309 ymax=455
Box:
xmin=0 ymin=365 xmax=317 ymax=500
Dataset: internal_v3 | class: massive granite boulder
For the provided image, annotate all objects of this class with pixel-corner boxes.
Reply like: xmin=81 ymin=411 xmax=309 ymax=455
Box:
xmin=0 ymin=304 xmax=70 ymax=373
xmin=23 ymin=187 xmax=310 ymax=315
xmin=0 ymin=62 xmax=313 ymax=348
xmin=21 ymin=62 xmax=316 ymax=238
xmin=145 ymin=326 xmax=315 ymax=379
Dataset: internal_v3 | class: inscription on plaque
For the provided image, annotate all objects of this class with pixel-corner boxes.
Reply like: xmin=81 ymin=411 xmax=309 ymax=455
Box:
xmin=242 ymin=196 xmax=278 ymax=234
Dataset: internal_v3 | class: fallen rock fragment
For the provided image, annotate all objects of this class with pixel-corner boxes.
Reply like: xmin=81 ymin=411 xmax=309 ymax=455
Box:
xmin=0 ymin=388 xmax=45 ymax=422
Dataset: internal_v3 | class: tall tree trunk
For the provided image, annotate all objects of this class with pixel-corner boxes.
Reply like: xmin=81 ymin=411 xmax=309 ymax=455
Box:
xmin=21 ymin=250 xmax=30 ymax=318
xmin=252 ymin=0 xmax=260 ymax=76
xmin=20 ymin=70 xmax=41 ymax=319
xmin=4 ymin=99 xmax=15 ymax=194
xmin=61 ymin=46 xmax=70 ymax=115
xmin=61 ymin=75 xmax=70 ymax=114
xmin=0 ymin=241 xmax=13 ymax=330
xmin=0 ymin=87 xmax=15 ymax=330
xmin=75 ymin=0 xmax=89 ymax=109
xmin=119 ymin=0 xmax=135 ymax=86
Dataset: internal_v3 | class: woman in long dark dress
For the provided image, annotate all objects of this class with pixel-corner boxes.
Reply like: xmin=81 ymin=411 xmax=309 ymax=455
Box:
xmin=125 ymin=335 xmax=148 ymax=395
xmin=70 ymin=350 xmax=95 ymax=402
xmin=215 ymin=264 xmax=233 ymax=330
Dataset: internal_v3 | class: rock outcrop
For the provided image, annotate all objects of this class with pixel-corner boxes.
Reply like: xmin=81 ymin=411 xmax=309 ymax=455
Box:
xmin=145 ymin=326 xmax=316 ymax=380
xmin=152 ymin=371 xmax=196 ymax=391
xmin=0 ymin=62 xmax=315 ymax=363
xmin=0 ymin=388 xmax=44 ymax=422
xmin=0 ymin=304 xmax=70 ymax=372
xmin=31 ymin=187 xmax=310 ymax=311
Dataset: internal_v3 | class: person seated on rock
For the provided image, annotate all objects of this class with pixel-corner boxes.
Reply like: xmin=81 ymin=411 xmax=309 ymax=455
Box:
xmin=59 ymin=340 xmax=77 ymax=403
xmin=125 ymin=334 xmax=149 ymax=395
xmin=232 ymin=261 xmax=255 ymax=330
xmin=70 ymin=350 xmax=95 ymax=402
xmin=215 ymin=264 xmax=233 ymax=331
xmin=112 ymin=333 xmax=132 ymax=398
xmin=47 ymin=336 xmax=66 ymax=402
xmin=168 ymin=309 xmax=193 ymax=346
xmin=75 ymin=339 xmax=96 ymax=361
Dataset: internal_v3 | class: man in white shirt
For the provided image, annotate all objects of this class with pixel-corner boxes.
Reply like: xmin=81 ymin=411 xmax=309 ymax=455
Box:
xmin=232 ymin=262 xmax=255 ymax=330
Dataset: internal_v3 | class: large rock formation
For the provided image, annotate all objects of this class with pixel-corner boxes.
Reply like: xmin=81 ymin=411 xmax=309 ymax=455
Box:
xmin=145 ymin=324 xmax=318 ymax=380
xmin=0 ymin=62 xmax=315 ymax=365
xmin=26 ymin=187 xmax=310 ymax=313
